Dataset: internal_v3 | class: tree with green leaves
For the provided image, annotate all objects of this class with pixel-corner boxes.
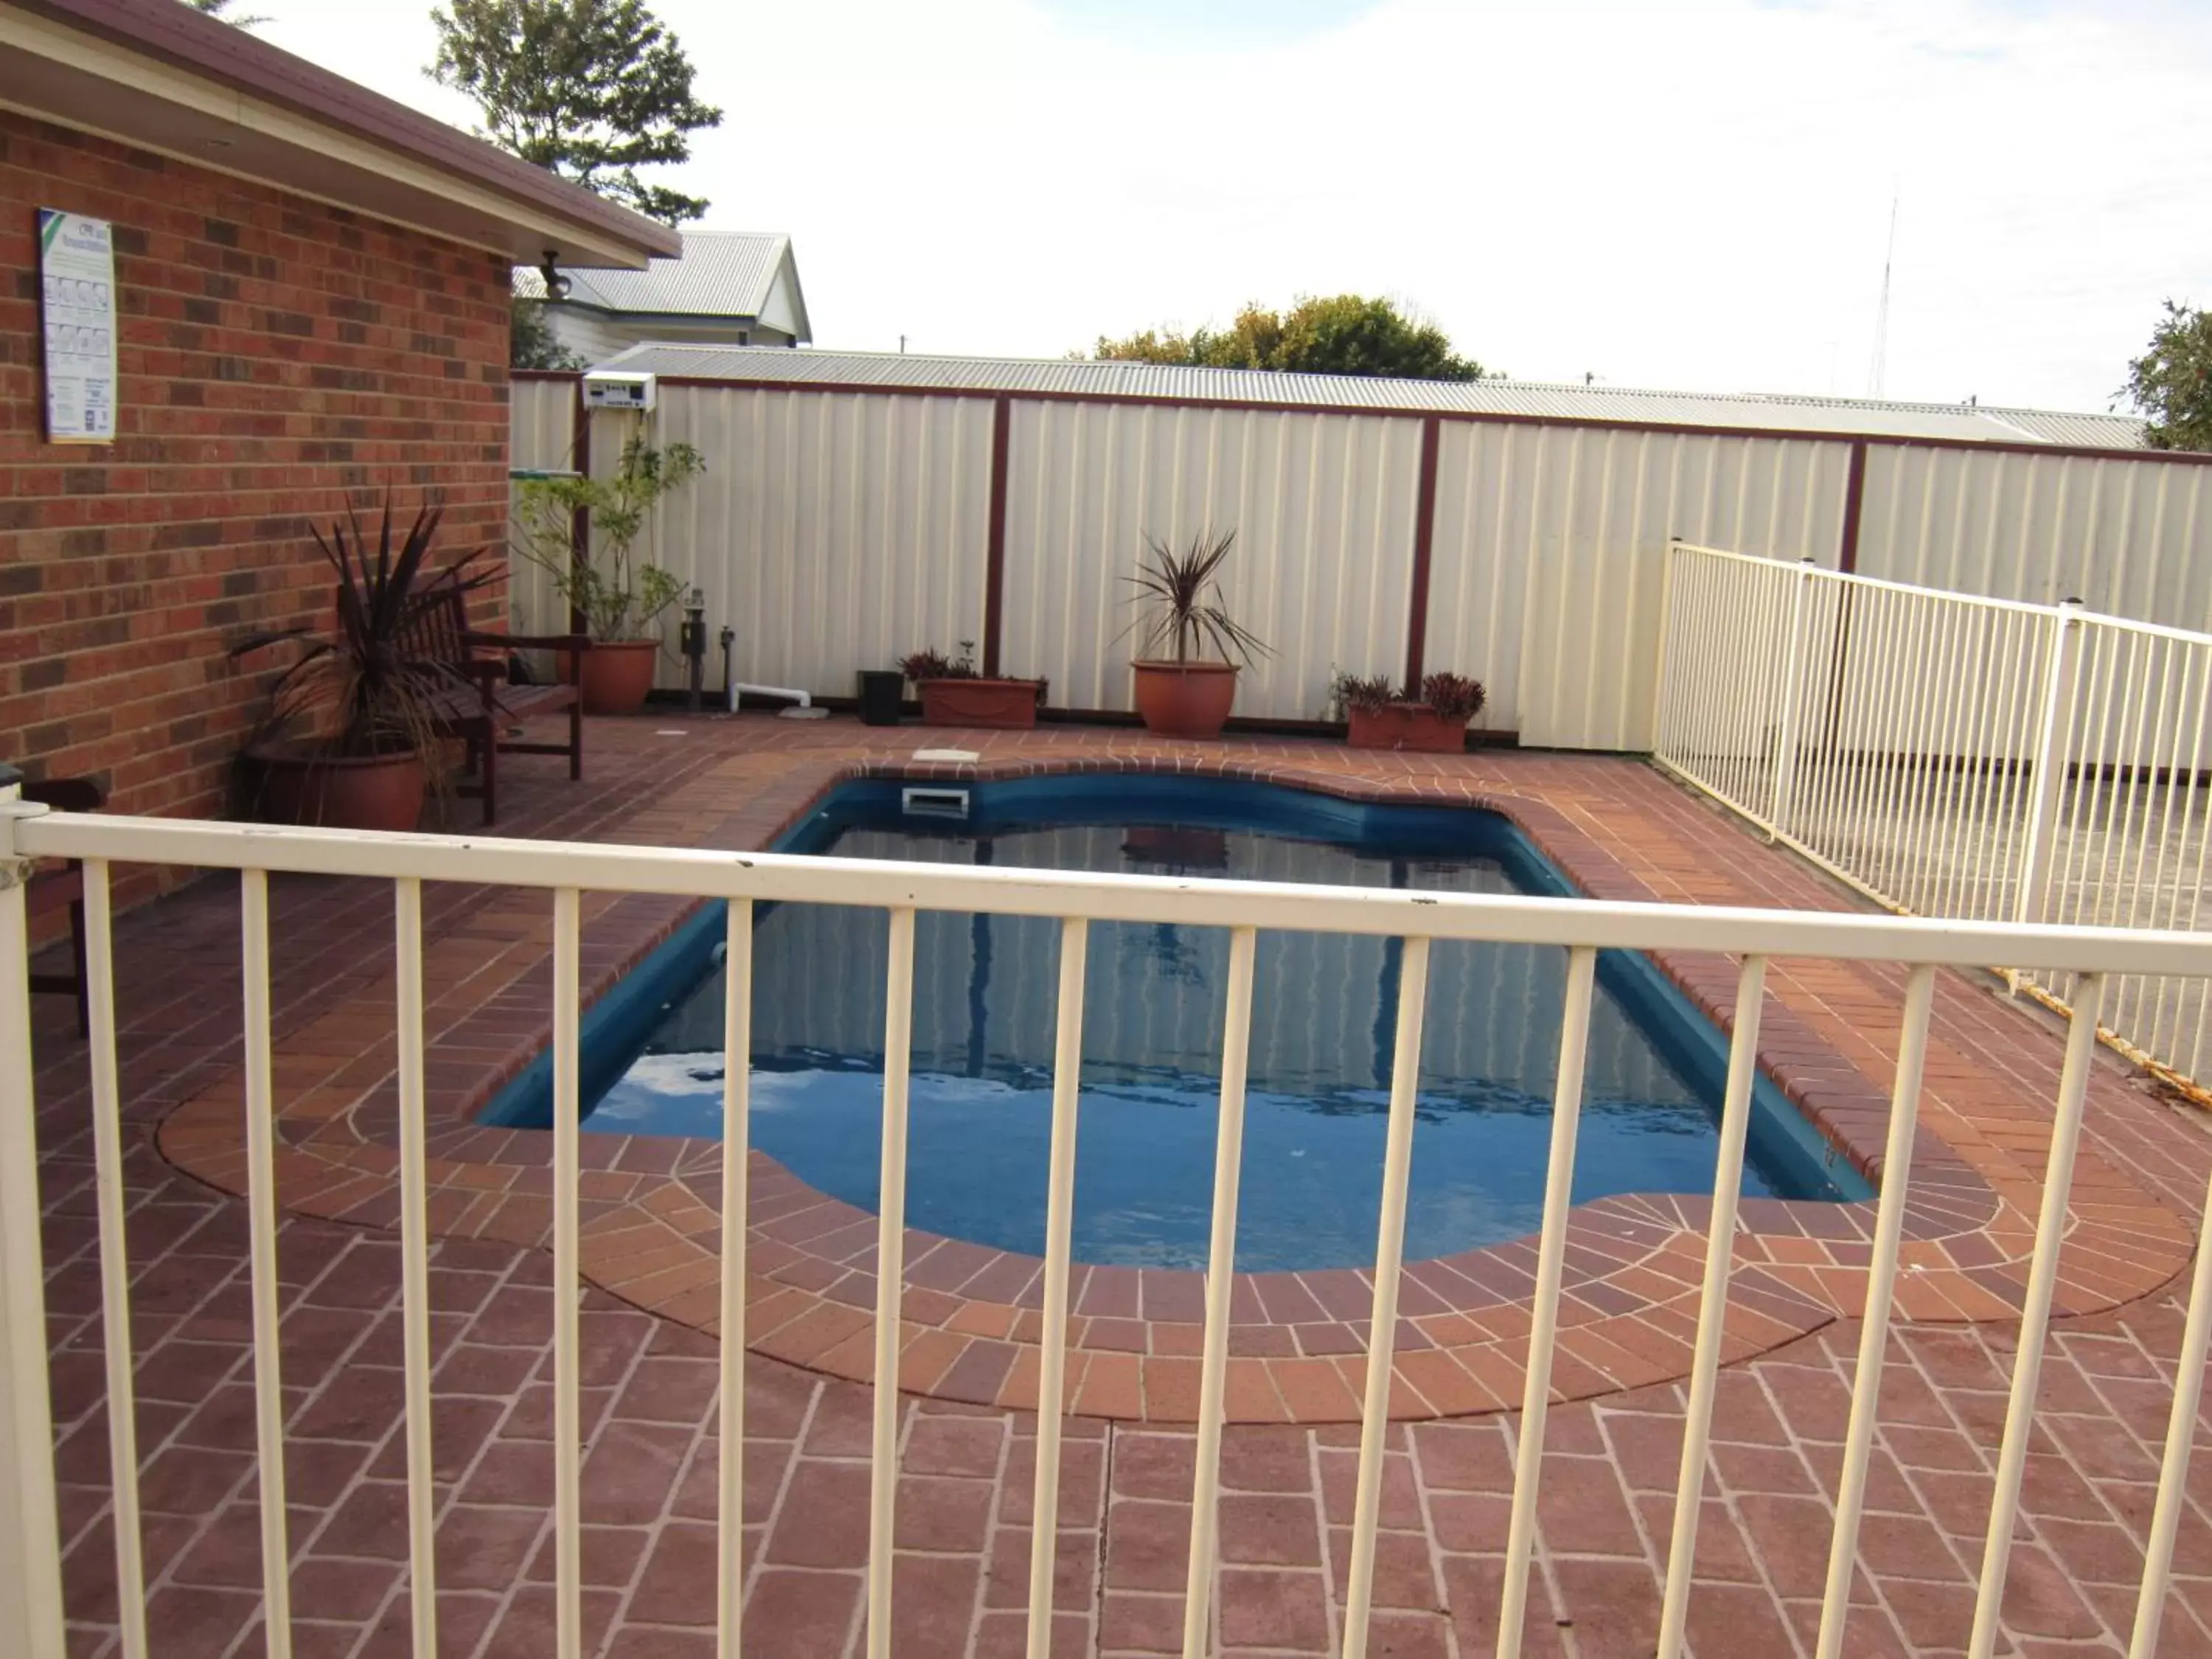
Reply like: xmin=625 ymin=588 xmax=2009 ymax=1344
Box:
xmin=512 ymin=296 xmax=584 ymax=371
xmin=1094 ymin=295 xmax=1484 ymax=382
xmin=2124 ymin=300 xmax=2212 ymax=453
xmin=186 ymin=0 xmax=266 ymax=27
xmin=429 ymin=0 xmax=723 ymax=226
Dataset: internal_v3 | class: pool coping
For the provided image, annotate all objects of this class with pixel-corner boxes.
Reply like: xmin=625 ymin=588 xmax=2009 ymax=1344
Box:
xmin=152 ymin=732 xmax=2198 ymax=1423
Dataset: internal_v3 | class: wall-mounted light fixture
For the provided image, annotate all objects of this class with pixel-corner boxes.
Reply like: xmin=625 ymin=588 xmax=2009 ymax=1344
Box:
xmin=538 ymin=250 xmax=571 ymax=302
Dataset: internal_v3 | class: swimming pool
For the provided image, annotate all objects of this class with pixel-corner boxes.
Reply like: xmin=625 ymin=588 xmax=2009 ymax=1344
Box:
xmin=483 ymin=776 xmax=1868 ymax=1271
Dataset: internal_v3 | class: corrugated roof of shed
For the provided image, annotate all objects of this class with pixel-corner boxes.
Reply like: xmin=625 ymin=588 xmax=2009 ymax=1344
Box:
xmin=517 ymin=232 xmax=792 ymax=317
xmin=591 ymin=344 xmax=2151 ymax=449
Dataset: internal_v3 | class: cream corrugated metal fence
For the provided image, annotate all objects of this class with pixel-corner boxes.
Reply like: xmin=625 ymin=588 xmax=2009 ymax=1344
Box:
xmin=1422 ymin=423 xmax=1850 ymax=748
xmin=1000 ymin=400 xmax=1422 ymax=720
xmin=1858 ymin=445 xmax=2212 ymax=625
xmin=509 ymin=380 xmax=2212 ymax=749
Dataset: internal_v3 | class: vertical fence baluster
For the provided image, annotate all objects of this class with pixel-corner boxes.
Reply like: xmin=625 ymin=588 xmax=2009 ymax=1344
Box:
xmin=81 ymin=862 xmax=148 ymax=1659
xmin=2026 ymin=606 xmax=2088 ymax=938
xmin=868 ymin=907 xmax=919 ymax=1659
xmin=552 ymin=887 xmax=583 ymax=1659
xmin=0 ymin=773 xmax=66 ymax=1659
xmin=240 ymin=869 xmax=294 ymax=1659
xmin=2129 ymin=1150 xmax=2212 ymax=1659
xmin=1967 ymin=971 xmax=2107 ymax=1659
xmin=1343 ymin=936 xmax=1433 ymax=1659
xmin=1028 ymin=917 xmax=1090 ymax=1659
xmin=1655 ymin=954 xmax=1767 ymax=1659
xmin=1815 ymin=964 xmax=1936 ymax=1658
xmin=719 ymin=900 xmax=755 ymax=1659
xmin=1181 ymin=925 xmax=1260 ymax=1659
xmin=1496 ymin=945 xmax=1598 ymax=1659
xmin=1768 ymin=559 xmax=1817 ymax=837
xmin=394 ymin=880 xmax=437 ymax=1659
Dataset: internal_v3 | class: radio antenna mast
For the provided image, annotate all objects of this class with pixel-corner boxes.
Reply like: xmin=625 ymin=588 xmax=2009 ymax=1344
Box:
xmin=1867 ymin=194 xmax=1898 ymax=399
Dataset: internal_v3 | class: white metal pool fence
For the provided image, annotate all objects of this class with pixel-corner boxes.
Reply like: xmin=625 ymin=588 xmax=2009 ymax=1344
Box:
xmin=1655 ymin=540 xmax=2212 ymax=1099
xmin=6 ymin=781 xmax=2212 ymax=1658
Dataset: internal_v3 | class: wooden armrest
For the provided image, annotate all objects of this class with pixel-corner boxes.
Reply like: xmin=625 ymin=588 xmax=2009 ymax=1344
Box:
xmin=22 ymin=778 xmax=105 ymax=812
xmin=465 ymin=630 xmax=592 ymax=653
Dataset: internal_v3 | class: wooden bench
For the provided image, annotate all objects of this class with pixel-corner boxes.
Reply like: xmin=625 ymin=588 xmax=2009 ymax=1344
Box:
xmin=23 ymin=776 xmax=102 ymax=1038
xmin=398 ymin=577 xmax=590 ymax=826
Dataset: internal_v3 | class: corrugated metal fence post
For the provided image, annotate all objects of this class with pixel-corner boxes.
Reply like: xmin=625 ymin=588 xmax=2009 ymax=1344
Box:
xmin=1768 ymin=558 xmax=1819 ymax=836
xmin=0 ymin=769 xmax=66 ymax=1659
xmin=2017 ymin=599 xmax=2086 ymax=927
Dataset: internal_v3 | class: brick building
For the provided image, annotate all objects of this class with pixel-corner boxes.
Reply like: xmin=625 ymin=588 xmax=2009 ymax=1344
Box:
xmin=0 ymin=0 xmax=674 ymax=880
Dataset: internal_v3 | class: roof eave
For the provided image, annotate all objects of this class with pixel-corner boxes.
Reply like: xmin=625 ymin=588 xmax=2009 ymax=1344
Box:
xmin=0 ymin=0 xmax=680 ymax=268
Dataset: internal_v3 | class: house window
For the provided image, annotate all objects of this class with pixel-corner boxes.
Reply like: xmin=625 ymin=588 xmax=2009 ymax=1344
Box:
xmin=737 ymin=330 xmax=748 ymax=346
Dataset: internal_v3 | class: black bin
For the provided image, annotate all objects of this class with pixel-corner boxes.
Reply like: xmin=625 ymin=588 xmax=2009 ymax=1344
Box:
xmin=856 ymin=669 xmax=905 ymax=726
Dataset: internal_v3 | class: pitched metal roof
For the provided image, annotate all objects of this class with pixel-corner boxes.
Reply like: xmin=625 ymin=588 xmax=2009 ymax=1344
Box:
xmin=518 ymin=232 xmax=794 ymax=318
xmin=593 ymin=344 xmax=2151 ymax=450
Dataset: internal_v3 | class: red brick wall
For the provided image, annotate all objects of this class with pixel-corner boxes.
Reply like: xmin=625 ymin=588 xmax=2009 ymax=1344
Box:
xmin=0 ymin=110 xmax=512 ymax=857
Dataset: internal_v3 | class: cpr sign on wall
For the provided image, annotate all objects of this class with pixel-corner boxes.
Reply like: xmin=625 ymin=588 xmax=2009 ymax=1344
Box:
xmin=38 ymin=209 xmax=118 ymax=444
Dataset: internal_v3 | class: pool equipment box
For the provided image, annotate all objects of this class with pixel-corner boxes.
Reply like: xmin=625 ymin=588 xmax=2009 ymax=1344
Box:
xmin=583 ymin=370 xmax=656 ymax=411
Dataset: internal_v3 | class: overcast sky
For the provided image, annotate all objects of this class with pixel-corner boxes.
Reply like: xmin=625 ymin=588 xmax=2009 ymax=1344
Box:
xmin=257 ymin=0 xmax=2210 ymax=414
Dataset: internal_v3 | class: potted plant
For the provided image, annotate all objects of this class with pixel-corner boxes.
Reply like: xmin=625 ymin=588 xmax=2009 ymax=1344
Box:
xmin=1123 ymin=527 xmax=1269 ymax=740
xmin=230 ymin=500 xmax=495 ymax=832
xmin=513 ymin=434 xmax=705 ymax=715
xmin=899 ymin=641 xmax=1048 ymax=730
xmin=1334 ymin=669 xmax=1487 ymax=753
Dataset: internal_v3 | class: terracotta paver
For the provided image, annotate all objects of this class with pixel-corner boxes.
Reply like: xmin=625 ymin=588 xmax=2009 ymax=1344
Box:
xmin=21 ymin=712 xmax=2212 ymax=1657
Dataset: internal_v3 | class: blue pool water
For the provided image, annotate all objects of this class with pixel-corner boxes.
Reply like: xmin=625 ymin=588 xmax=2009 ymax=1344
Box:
xmin=484 ymin=776 xmax=1868 ymax=1271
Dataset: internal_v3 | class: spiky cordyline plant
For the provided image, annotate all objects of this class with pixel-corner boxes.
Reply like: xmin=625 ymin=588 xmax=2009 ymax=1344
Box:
xmin=1121 ymin=527 xmax=1270 ymax=666
xmin=230 ymin=498 xmax=495 ymax=770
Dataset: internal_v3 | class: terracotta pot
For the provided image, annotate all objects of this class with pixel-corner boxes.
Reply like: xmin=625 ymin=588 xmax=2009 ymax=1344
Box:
xmin=1347 ymin=702 xmax=1468 ymax=754
xmin=1130 ymin=660 xmax=1239 ymax=740
xmin=555 ymin=639 xmax=659 ymax=716
xmin=917 ymin=678 xmax=1040 ymax=729
xmin=246 ymin=745 xmax=424 ymax=832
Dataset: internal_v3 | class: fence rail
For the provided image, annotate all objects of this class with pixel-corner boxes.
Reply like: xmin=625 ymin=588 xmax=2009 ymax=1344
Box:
xmin=1655 ymin=540 xmax=2212 ymax=1097
xmin=5 ymin=779 xmax=2212 ymax=1657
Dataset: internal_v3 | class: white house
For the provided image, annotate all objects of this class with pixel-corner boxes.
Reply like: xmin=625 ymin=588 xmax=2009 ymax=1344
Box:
xmin=518 ymin=231 xmax=811 ymax=364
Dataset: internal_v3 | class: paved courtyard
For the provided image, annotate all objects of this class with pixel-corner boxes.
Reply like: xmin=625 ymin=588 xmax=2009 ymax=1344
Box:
xmin=24 ymin=713 xmax=2212 ymax=1657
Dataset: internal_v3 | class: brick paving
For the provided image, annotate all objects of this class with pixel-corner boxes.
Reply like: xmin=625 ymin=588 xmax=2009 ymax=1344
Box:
xmin=22 ymin=713 xmax=2212 ymax=1655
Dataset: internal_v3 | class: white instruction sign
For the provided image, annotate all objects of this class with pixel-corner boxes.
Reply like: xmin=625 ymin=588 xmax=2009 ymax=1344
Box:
xmin=38 ymin=209 xmax=118 ymax=444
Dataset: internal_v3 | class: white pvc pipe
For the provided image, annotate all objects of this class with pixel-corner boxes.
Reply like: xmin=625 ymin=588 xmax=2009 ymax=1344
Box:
xmin=552 ymin=888 xmax=582 ymax=1659
xmin=1343 ymin=936 xmax=1433 ymax=1659
xmin=1815 ymin=964 xmax=1936 ymax=1659
xmin=1655 ymin=955 xmax=1768 ymax=1659
xmin=81 ymin=863 xmax=147 ymax=1659
xmin=1969 ymin=973 xmax=2107 ymax=1658
xmin=867 ymin=908 xmax=918 ymax=1659
xmin=1181 ymin=925 xmax=1259 ymax=1659
xmin=718 ymin=900 xmax=755 ymax=1659
xmin=1028 ymin=917 xmax=1089 ymax=1659
xmin=1496 ymin=945 xmax=1598 ymax=1659
xmin=728 ymin=681 xmax=813 ymax=711
xmin=240 ymin=869 xmax=294 ymax=1659
xmin=394 ymin=880 xmax=439 ymax=1659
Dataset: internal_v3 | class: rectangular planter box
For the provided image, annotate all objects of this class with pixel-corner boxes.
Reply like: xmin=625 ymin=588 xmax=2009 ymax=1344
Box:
xmin=917 ymin=678 xmax=1042 ymax=729
xmin=1346 ymin=703 xmax=1468 ymax=753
